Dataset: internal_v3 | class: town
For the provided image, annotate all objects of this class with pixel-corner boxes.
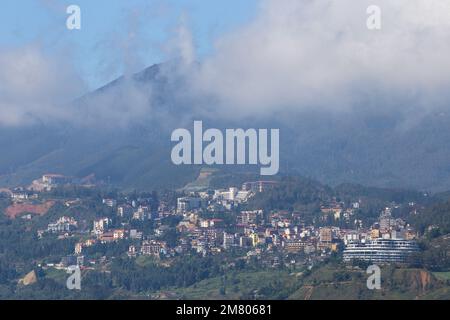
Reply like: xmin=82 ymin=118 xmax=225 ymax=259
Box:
xmin=1 ymin=173 xmax=422 ymax=277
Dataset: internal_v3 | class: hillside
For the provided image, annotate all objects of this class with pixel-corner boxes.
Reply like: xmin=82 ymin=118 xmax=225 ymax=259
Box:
xmin=288 ymin=265 xmax=449 ymax=300
xmin=150 ymin=265 xmax=450 ymax=300
xmin=2 ymin=63 xmax=450 ymax=191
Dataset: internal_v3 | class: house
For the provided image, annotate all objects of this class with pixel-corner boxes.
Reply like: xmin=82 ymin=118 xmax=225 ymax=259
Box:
xmin=132 ymin=206 xmax=150 ymax=221
xmin=113 ymin=229 xmax=125 ymax=240
xmin=103 ymin=198 xmax=117 ymax=207
xmin=42 ymin=174 xmax=72 ymax=190
xmin=117 ymin=204 xmax=133 ymax=217
xmin=100 ymin=232 xmax=115 ymax=243
xmin=47 ymin=216 xmax=78 ymax=233
xmin=11 ymin=192 xmax=29 ymax=201
xmin=128 ymin=245 xmax=137 ymax=257
xmin=75 ymin=243 xmax=83 ymax=255
xmin=141 ymin=240 xmax=167 ymax=257
xmin=93 ymin=218 xmax=111 ymax=236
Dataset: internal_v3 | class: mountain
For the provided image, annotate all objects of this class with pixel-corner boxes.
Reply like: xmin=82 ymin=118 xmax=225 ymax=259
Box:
xmin=0 ymin=63 xmax=201 ymax=191
xmin=1 ymin=62 xmax=450 ymax=191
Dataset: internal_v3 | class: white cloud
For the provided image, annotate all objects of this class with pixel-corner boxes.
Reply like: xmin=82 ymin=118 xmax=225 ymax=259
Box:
xmin=0 ymin=45 xmax=86 ymax=126
xmin=2 ymin=0 xmax=450 ymax=127
xmin=188 ymin=0 xmax=450 ymax=118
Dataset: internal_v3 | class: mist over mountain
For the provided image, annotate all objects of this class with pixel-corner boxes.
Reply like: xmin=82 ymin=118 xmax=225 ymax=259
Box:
xmin=1 ymin=61 xmax=450 ymax=192
xmin=2 ymin=0 xmax=450 ymax=191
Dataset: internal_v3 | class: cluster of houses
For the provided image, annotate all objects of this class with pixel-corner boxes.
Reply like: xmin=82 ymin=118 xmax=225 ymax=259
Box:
xmin=29 ymin=179 xmax=420 ymax=270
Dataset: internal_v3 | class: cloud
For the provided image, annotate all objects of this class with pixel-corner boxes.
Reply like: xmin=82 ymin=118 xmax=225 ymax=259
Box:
xmin=2 ymin=0 xmax=450 ymax=127
xmin=187 ymin=0 xmax=450 ymax=118
xmin=161 ymin=13 xmax=196 ymax=68
xmin=0 ymin=2 xmax=166 ymax=128
xmin=0 ymin=45 xmax=86 ymax=126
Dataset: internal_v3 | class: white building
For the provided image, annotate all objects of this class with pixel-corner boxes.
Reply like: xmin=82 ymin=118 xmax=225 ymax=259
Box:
xmin=93 ymin=218 xmax=111 ymax=235
xmin=343 ymin=239 xmax=420 ymax=263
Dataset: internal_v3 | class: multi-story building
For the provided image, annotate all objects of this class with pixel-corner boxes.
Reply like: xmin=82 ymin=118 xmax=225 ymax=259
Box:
xmin=102 ymin=198 xmax=117 ymax=207
xmin=343 ymin=239 xmax=420 ymax=263
xmin=177 ymin=197 xmax=202 ymax=213
xmin=319 ymin=227 xmax=333 ymax=243
xmin=223 ymin=232 xmax=235 ymax=249
xmin=117 ymin=204 xmax=133 ymax=217
xmin=113 ymin=229 xmax=125 ymax=240
xmin=239 ymin=210 xmax=263 ymax=225
xmin=42 ymin=174 xmax=72 ymax=189
xmin=132 ymin=206 xmax=151 ymax=221
xmin=141 ymin=240 xmax=167 ymax=257
xmin=75 ymin=242 xmax=83 ymax=255
xmin=93 ymin=218 xmax=111 ymax=236
xmin=379 ymin=208 xmax=396 ymax=231
xmin=128 ymin=245 xmax=137 ymax=257
xmin=284 ymin=239 xmax=307 ymax=253
xmin=47 ymin=216 xmax=78 ymax=233
xmin=11 ymin=191 xmax=29 ymax=201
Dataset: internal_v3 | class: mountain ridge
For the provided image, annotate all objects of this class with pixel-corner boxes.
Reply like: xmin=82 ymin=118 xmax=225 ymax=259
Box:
xmin=1 ymin=62 xmax=450 ymax=191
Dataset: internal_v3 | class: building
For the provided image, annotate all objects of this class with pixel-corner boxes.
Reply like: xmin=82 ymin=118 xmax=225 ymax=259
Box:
xmin=285 ymin=240 xmax=306 ymax=253
xmin=100 ymin=232 xmax=115 ymax=243
xmin=132 ymin=206 xmax=151 ymax=221
xmin=379 ymin=208 xmax=396 ymax=231
xmin=102 ymin=198 xmax=117 ymax=207
xmin=370 ymin=229 xmax=381 ymax=239
xmin=11 ymin=192 xmax=29 ymax=201
xmin=117 ymin=204 xmax=133 ymax=217
xmin=319 ymin=227 xmax=333 ymax=243
xmin=239 ymin=210 xmax=263 ymax=225
xmin=343 ymin=239 xmax=420 ymax=263
xmin=141 ymin=240 xmax=166 ymax=257
xmin=223 ymin=232 xmax=235 ymax=249
xmin=128 ymin=245 xmax=137 ymax=257
xmin=318 ymin=227 xmax=336 ymax=251
xmin=177 ymin=197 xmax=202 ymax=213
xmin=42 ymin=174 xmax=72 ymax=188
xmin=320 ymin=207 xmax=342 ymax=219
xmin=214 ymin=187 xmax=238 ymax=201
xmin=93 ymin=218 xmax=111 ymax=236
xmin=75 ymin=243 xmax=83 ymax=255
xmin=234 ymin=190 xmax=252 ymax=203
xmin=113 ymin=229 xmax=125 ymax=240
xmin=47 ymin=216 xmax=78 ymax=233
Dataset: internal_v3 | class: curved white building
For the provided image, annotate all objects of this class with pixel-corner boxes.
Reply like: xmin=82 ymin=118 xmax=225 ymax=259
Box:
xmin=343 ymin=239 xmax=420 ymax=263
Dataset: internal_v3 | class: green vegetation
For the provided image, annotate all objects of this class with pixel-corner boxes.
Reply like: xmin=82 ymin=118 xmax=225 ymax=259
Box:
xmin=432 ymin=271 xmax=450 ymax=281
xmin=150 ymin=263 xmax=450 ymax=300
xmin=411 ymin=200 xmax=450 ymax=236
xmin=1 ymin=177 xmax=449 ymax=299
xmin=171 ymin=270 xmax=299 ymax=300
xmin=247 ymin=176 xmax=333 ymax=212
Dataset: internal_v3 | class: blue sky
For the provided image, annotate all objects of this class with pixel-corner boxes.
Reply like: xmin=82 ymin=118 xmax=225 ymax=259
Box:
xmin=0 ymin=0 xmax=259 ymax=89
